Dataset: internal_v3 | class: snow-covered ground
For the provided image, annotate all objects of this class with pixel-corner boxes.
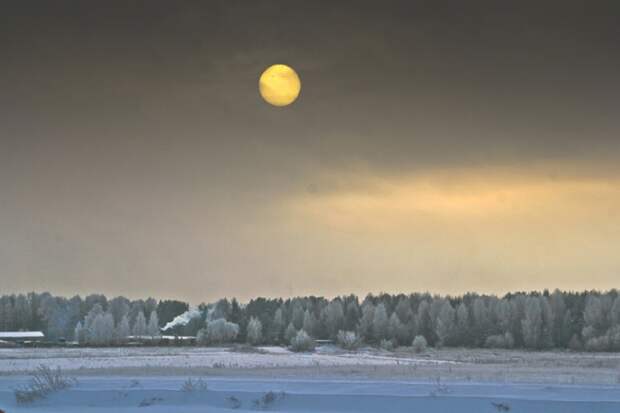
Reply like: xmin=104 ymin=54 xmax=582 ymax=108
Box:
xmin=0 ymin=346 xmax=454 ymax=374
xmin=1 ymin=376 xmax=619 ymax=412
xmin=1 ymin=347 xmax=620 ymax=412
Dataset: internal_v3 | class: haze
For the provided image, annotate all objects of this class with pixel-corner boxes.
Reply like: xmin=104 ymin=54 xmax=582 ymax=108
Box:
xmin=1 ymin=1 xmax=619 ymax=302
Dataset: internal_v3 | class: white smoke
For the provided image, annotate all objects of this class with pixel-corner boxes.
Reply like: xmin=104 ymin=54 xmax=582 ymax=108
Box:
xmin=161 ymin=308 xmax=202 ymax=331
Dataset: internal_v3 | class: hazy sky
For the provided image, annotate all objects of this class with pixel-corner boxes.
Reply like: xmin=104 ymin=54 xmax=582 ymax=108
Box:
xmin=2 ymin=1 xmax=619 ymax=303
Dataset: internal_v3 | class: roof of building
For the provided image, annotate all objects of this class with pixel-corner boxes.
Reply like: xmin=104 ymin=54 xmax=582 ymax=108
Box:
xmin=0 ymin=331 xmax=45 ymax=339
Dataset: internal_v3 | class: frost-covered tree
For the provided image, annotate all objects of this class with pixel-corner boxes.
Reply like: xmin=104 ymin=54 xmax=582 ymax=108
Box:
xmin=387 ymin=313 xmax=406 ymax=345
xmin=540 ymin=296 xmax=554 ymax=348
xmin=5 ymin=289 xmax=620 ymax=351
xmin=412 ymin=335 xmax=427 ymax=353
xmin=291 ymin=302 xmax=304 ymax=330
xmin=74 ymin=321 xmax=85 ymax=344
xmin=455 ymin=303 xmax=470 ymax=346
xmin=90 ymin=312 xmax=115 ymax=346
xmin=415 ymin=301 xmax=433 ymax=345
xmin=290 ymin=329 xmax=315 ymax=352
xmin=284 ymin=322 xmax=297 ymax=344
xmin=582 ymin=296 xmax=603 ymax=344
xmin=357 ymin=302 xmax=375 ymax=342
xmin=472 ymin=298 xmax=490 ymax=346
xmin=0 ymin=298 xmax=16 ymax=331
xmin=336 ymin=330 xmax=360 ymax=350
xmin=211 ymin=298 xmax=231 ymax=321
xmin=13 ymin=294 xmax=33 ymax=332
xmin=246 ymin=317 xmax=263 ymax=345
xmin=494 ymin=299 xmax=512 ymax=335
xmin=522 ymin=297 xmax=543 ymax=349
xmin=147 ymin=310 xmax=160 ymax=337
xmin=344 ymin=300 xmax=361 ymax=332
xmin=324 ymin=301 xmax=344 ymax=339
xmin=271 ymin=307 xmax=285 ymax=343
xmin=132 ymin=311 xmax=147 ymax=337
xmin=549 ymin=289 xmax=568 ymax=346
xmin=485 ymin=332 xmax=515 ymax=349
xmin=610 ymin=297 xmax=620 ymax=327
xmin=108 ymin=296 xmax=130 ymax=325
xmin=435 ymin=300 xmax=456 ymax=347
xmin=394 ymin=298 xmax=413 ymax=325
xmin=83 ymin=303 xmax=104 ymax=343
xmin=372 ymin=303 xmax=389 ymax=342
xmin=303 ymin=310 xmax=318 ymax=338
xmin=117 ymin=314 xmax=131 ymax=342
xmin=200 ymin=318 xmax=239 ymax=344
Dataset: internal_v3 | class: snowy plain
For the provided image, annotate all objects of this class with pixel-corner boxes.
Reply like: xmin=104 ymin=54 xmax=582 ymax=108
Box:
xmin=0 ymin=346 xmax=452 ymax=373
xmin=1 ymin=346 xmax=620 ymax=412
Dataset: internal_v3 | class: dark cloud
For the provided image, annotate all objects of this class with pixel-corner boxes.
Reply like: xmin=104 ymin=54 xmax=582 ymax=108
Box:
xmin=1 ymin=1 xmax=619 ymax=300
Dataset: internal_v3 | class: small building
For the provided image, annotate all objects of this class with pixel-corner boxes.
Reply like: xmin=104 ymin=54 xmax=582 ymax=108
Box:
xmin=0 ymin=331 xmax=45 ymax=343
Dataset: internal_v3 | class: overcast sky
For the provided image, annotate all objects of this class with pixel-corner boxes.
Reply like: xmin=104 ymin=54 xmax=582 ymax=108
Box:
xmin=1 ymin=1 xmax=619 ymax=303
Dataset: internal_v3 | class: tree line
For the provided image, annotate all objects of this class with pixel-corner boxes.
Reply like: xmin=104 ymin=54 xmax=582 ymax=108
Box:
xmin=1 ymin=290 xmax=620 ymax=351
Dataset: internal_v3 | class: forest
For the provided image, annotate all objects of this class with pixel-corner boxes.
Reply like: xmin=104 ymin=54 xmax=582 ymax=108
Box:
xmin=1 ymin=289 xmax=620 ymax=352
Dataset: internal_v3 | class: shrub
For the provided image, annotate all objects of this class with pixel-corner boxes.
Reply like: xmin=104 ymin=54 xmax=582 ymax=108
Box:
xmin=180 ymin=377 xmax=208 ymax=392
xmin=227 ymin=395 xmax=242 ymax=409
xmin=412 ymin=335 xmax=428 ymax=353
xmin=485 ymin=332 xmax=515 ymax=349
xmin=253 ymin=391 xmax=286 ymax=408
xmin=380 ymin=339 xmax=395 ymax=351
xmin=14 ymin=365 xmax=76 ymax=404
xmin=568 ymin=334 xmax=583 ymax=351
xmin=246 ymin=317 xmax=263 ymax=345
xmin=290 ymin=330 xmax=316 ymax=352
xmin=585 ymin=335 xmax=611 ymax=352
xmin=205 ymin=318 xmax=239 ymax=344
xmin=492 ymin=402 xmax=511 ymax=411
xmin=336 ymin=330 xmax=361 ymax=350
xmin=607 ymin=325 xmax=620 ymax=351
xmin=429 ymin=375 xmax=450 ymax=396
xmin=139 ymin=397 xmax=164 ymax=407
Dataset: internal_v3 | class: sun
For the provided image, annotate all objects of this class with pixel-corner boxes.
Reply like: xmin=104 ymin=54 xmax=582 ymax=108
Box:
xmin=259 ymin=64 xmax=301 ymax=107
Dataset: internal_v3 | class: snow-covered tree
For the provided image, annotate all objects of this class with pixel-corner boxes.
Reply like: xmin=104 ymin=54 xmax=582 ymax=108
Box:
xmin=324 ymin=301 xmax=344 ymax=339
xmin=246 ymin=317 xmax=263 ymax=345
xmin=344 ymin=300 xmax=361 ymax=332
xmin=290 ymin=329 xmax=315 ymax=352
xmin=133 ymin=311 xmax=147 ymax=337
xmin=147 ymin=310 xmax=160 ymax=337
xmin=117 ymin=314 xmax=131 ymax=343
xmin=336 ymin=330 xmax=360 ymax=350
xmin=415 ymin=301 xmax=432 ymax=345
xmin=412 ymin=335 xmax=427 ymax=353
xmin=0 ymin=298 xmax=15 ymax=331
xmin=303 ymin=310 xmax=318 ymax=338
xmin=202 ymin=318 xmax=239 ymax=344
xmin=271 ymin=307 xmax=285 ymax=343
xmin=388 ymin=313 xmax=406 ymax=345
xmin=435 ymin=300 xmax=456 ymax=347
xmin=284 ymin=322 xmax=297 ymax=344
xmin=90 ymin=312 xmax=115 ymax=346
xmin=372 ymin=303 xmax=389 ymax=342
xmin=549 ymin=289 xmax=568 ymax=346
xmin=108 ymin=296 xmax=130 ymax=325
xmin=610 ymin=297 xmax=620 ymax=327
xmin=472 ymin=298 xmax=490 ymax=346
xmin=357 ymin=303 xmax=375 ymax=342
xmin=13 ymin=294 xmax=33 ymax=332
xmin=74 ymin=321 xmax=85 ymax=344
xmin=456 ymin=302 xmax=470 ymax=346
xmin=291 ymin=302 xmax=304 ymax=330
xmin=522 ymin=297 xmax=543 ymax=349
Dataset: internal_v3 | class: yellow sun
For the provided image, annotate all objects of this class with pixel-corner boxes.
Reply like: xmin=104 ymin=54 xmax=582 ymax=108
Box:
xmin=259 ymin=64 xmax=301 ymax=107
